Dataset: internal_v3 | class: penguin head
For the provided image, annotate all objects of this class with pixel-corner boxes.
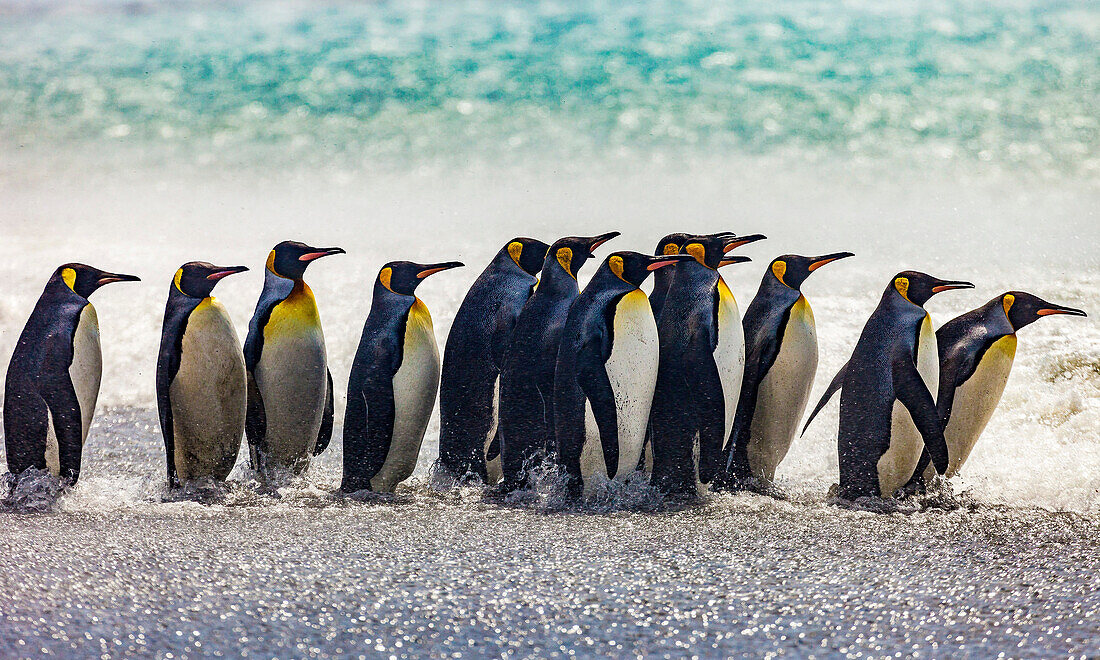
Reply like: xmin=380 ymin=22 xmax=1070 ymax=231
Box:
xmin=547 ymin=232 xmax=620 ymax=279
xmin=891 ymin=271 xmax=974 ymax=306
xmin=173 ymin=262 xmax=249 ymax=298
xmin=267 ymin=241 xmax=345 ymax=280
xmin=654 ymin=233 xmax=693 ymax=257
xmin=56 ymin=263 xmax=140 ymax=298
xmin=681 ymin=232 xmax=766 ymax=270
xmin=504 ymin=237 xmax=551 ymax=276
xmin=606 ymin=251 xmax=696 ymax=287
xmin=377 ymin=261 xmax=464 ymax=296
xmin=769 ymin=252 xmax=854 ymax=290
xmin=1000 ymin=291 xmax=1087 ymax=331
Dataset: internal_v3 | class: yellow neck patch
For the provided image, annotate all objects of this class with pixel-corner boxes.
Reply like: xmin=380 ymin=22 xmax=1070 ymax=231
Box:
xmin=265 ymin=281 xmax=320 ymax=340
xmin=608 ymin=255 xmax=626 ymax=282
xmin=507 ymin=241 xmax=524 ymax=267
xmin=61 ymin=268 xmax=77 ymax=291
xmin=556 ymin=247 xmax=574 ymax=278
xmin=379 ymin=267 xmax=394 ymax=292
xmin=684 ymin=243 xmax=706 ymax=266
xmin=895 ymin=277 xmax=911 ymax=302
xmin=772 ymin=260 xmax=788 ymax=287
xmin=662 ymin=243 xmax=680 ymax=256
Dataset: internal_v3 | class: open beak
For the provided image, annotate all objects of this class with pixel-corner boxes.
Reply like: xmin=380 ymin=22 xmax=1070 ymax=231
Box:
xmin=586 ymin=231 xmax=621 ymax=256
xmin=646 ymin=254 xmax=695 ymax=271
xmin=722 ymin=233 xmax=767 ymax=252
xmin=931 ymin=279 xmax=975 ymax=293
xmin=718 ymin=255 xmax=752 ymax=268
xmin=206 ymin=265 xmax=249 ymax=281
xmin=299 ymin=247 xmax=346 ymax=262
xmin=96 ymin=272 xmax=141 ymax=286
xmin=808 ymin=251 xmax=855 ymax=272
xmin=416 ymin=261 xmax=465 ymax=279
xmin=1037 ymin=304 xmax=1087 ymax=317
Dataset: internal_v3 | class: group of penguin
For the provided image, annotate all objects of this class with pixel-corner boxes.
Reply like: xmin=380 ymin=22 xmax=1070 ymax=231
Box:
xmin=1 ymin=233 xmax=1087 ymax=503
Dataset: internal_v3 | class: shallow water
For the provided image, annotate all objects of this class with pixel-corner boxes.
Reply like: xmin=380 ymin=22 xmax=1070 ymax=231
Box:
xmin=1 ymin=0 xmax=1099 ymax=656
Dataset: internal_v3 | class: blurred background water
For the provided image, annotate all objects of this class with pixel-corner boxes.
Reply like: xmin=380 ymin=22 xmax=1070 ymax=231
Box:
xmin=0 ymin=0 xmax=1098 ymax=657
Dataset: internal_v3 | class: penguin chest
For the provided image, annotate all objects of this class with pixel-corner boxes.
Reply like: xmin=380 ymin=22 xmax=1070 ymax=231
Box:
xmin=878 ymin=315 xmax=939 ymax=497
xmin=255 ymin=292 xmax=328 ymax=466
xmin=713 ymin=278 xmax=745 ymax=441
xmin=940 ymin=335 xmax=1016 ymax=478
xmin=579 ymin=290 xmax=659 ymax=492
xmin=371 ymin=300 xmax=440 ymax=493
xmin=747 ymin=297 xmax=818 ymax=482
xmin=170 ymin=299 xmax=247 ymax=482
xmin=44 ymin=304 xmax=102 ymax=476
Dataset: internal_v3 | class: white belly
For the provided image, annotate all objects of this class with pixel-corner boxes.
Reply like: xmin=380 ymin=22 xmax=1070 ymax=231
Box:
xmin=714 ymin=279 xmax=745 ymax=443
xmin=70 ymin=305 xmax=102 ymax=447
xmin=484 ymin=375 xmax=502 ymax=484
xmin=170 ymin=299 xmax=247 ymax=482
xmin=878 ymin=315 xmax=938 ymax=497
xmin=371 ymin=302 xmax=440 ymax=493
xmin=931 ymin=335 xmax=1016 ymax=480
xmin=578 ymin=290 xmax=659 ymax=495
xmin=254 ymin=325 xmax=327 ymax=471
xmin=747 ymin=297 xmax=818 ymax=483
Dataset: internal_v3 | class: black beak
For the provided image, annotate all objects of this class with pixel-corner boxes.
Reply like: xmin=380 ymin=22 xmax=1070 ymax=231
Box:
xmin=1036 ymin=303 xmax=1088 ymax=318
xmin=96 ymin=272 xmax=141 ymax=286
xmin=718 ymin=255 xmax=752 ymax=268
xmin=416 ymin=261 xmax=465 ymax=279
xmin=646 ymin=254 xmax=695 ymax=271
xmin=808 ymin=252 xmax=855 ymax=272
xmin=299 ymin=247 xmax=346 ymax=262
xmin=723 ymin=234 xmax=767 ymax=251
xmin=930 ymin=279 xmax=975 ymax=293
xmin=586 ymin=232 xmax=621 ymax=256
xmin=206 ymin=265 xmax=250 ymax=281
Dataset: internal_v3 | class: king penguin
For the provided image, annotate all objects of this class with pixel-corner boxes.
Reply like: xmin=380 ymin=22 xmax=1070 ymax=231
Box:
xmin=244 ymin=240 xmax=344 ymax=480
xmin=497 ymin=231 xmax=620 ymax=492
xmin=802 ymin=271 xmax=973 ymax=499
xmin=342 ymin=260 xmax=464 ymax=493
xmin=554 ymin=251 xmax=695 ymax=498
xmin=4 ymin=264 xmax=140 ymax=485
xmin=648 ymin=232 xmax=765 ymax=498
xmin=905 ymin=291 xmax=1086 ymax=488
xmin=717 ymin=251 xmax=853 ymax=491
xmin=648 ymin=232 xmax=693 ymax=321
xmin=157 ymin=262 xmax=250 ymax=488
xmin=436 ymin=237 xmax=549 ymax=485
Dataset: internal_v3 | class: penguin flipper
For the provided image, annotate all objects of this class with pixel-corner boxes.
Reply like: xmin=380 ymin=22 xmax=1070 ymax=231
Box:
xmin=156 ymin=300 xmax=193 ymax=488
xmin=893 ymin=358 xmax=949 ymax=474
xmin=245 ymin=372 xmax=267 ymax=469
xmin=801 ymin=361 xmax=847 ymax=436
xmin=577 ymin=360 xmax=620 ymax=479
xmin=360 ymin=384 xmax=397 ymax=486
xmin=41 ymin=380 xmax=84 ymax=484
xmin=313 ymin=369 xmax=335 ymax=456
xmin=723 ymin=321 xmax=782 ymax=478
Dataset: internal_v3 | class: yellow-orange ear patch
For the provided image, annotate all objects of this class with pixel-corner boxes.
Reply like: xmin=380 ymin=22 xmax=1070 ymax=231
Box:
xmin=507 ymin=241 xmax=524 ymax=267
xmin=662 ymin=243 xmax=680 ymax=256
xmin=61 ymin=268 xmax=77 ymax=291
xmin=379 ymin=267 xmax=394 ymax=292
xmin=772 ymin=260 xmax=788 ymax=287
xmin=173 ymin=268 xmax=185 ymax=293
xmin=265 ymin=250 xmax=277 ymax=274
xmin=609 ymin=255 xmax=625 ymax=281
xmin=1002 ymin=293 xmax=1015 ymax=316
xmin=895 ymin=276 xmax=910 ymax=302
xmin=556 ymin=247 xmax=573 ymax=277
xmin=684 ymin=243 xmax=706 ymax=265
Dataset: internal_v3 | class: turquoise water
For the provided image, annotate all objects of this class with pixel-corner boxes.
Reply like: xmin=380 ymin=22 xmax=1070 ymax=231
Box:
xmin=1 ymin=0 xmax=1098 ymax=174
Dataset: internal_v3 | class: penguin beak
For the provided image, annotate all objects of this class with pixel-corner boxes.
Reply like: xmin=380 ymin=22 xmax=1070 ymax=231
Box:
xmin=718 ymin=255 xmax=752 ymax=268
xmin=808 ymin=252 xmax=855 ymax=271
xmin=96 ymin=272 xmax=141 ymax=286
xmin=646 ymin=255 xmax=695 ymax=271
xmin=206 ymin=266 xmax=249 ymax=281
xmin=722 ymin=234 xmax=767 ymax=252
xmin=299 ymin=247 xmax=346 ymax=262
xmin=1036 ymin=304 xmax=1087 ymax=317
xmin=416 ymin=262 xmax=465 ymax=279
xmin=930 ymin=279 xmax=975 ymax=293
xmin=586 ymin=232 xmax=621 ymax=256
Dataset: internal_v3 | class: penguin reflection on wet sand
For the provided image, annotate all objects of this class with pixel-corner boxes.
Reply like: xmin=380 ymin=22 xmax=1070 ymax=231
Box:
xmin=4 ymin=264 xmax=140 ymax=486
xmin=803 ymin=271 xmax=974 ymax=500
xmin=342 ymin=260 xmax=464 ymax=494
xmin=716 ymin=251 xmax=853 ymax=491
xmin=648 ymin=232 xmax=765 ymax=498
xmin=498 ymin=232 xmax=620 ymax=492
xmin=244 ymin=241 xmax=344 ymax=481
xmin=157 ymin=262 xmax=250 ymax=488
xmin=436 ymin=237 xmax=549 ymax=485
xmin=554 ymin=251 xmax=695 ymax=498
xmin=905 ymin=291 xmax=1086 ymax=490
